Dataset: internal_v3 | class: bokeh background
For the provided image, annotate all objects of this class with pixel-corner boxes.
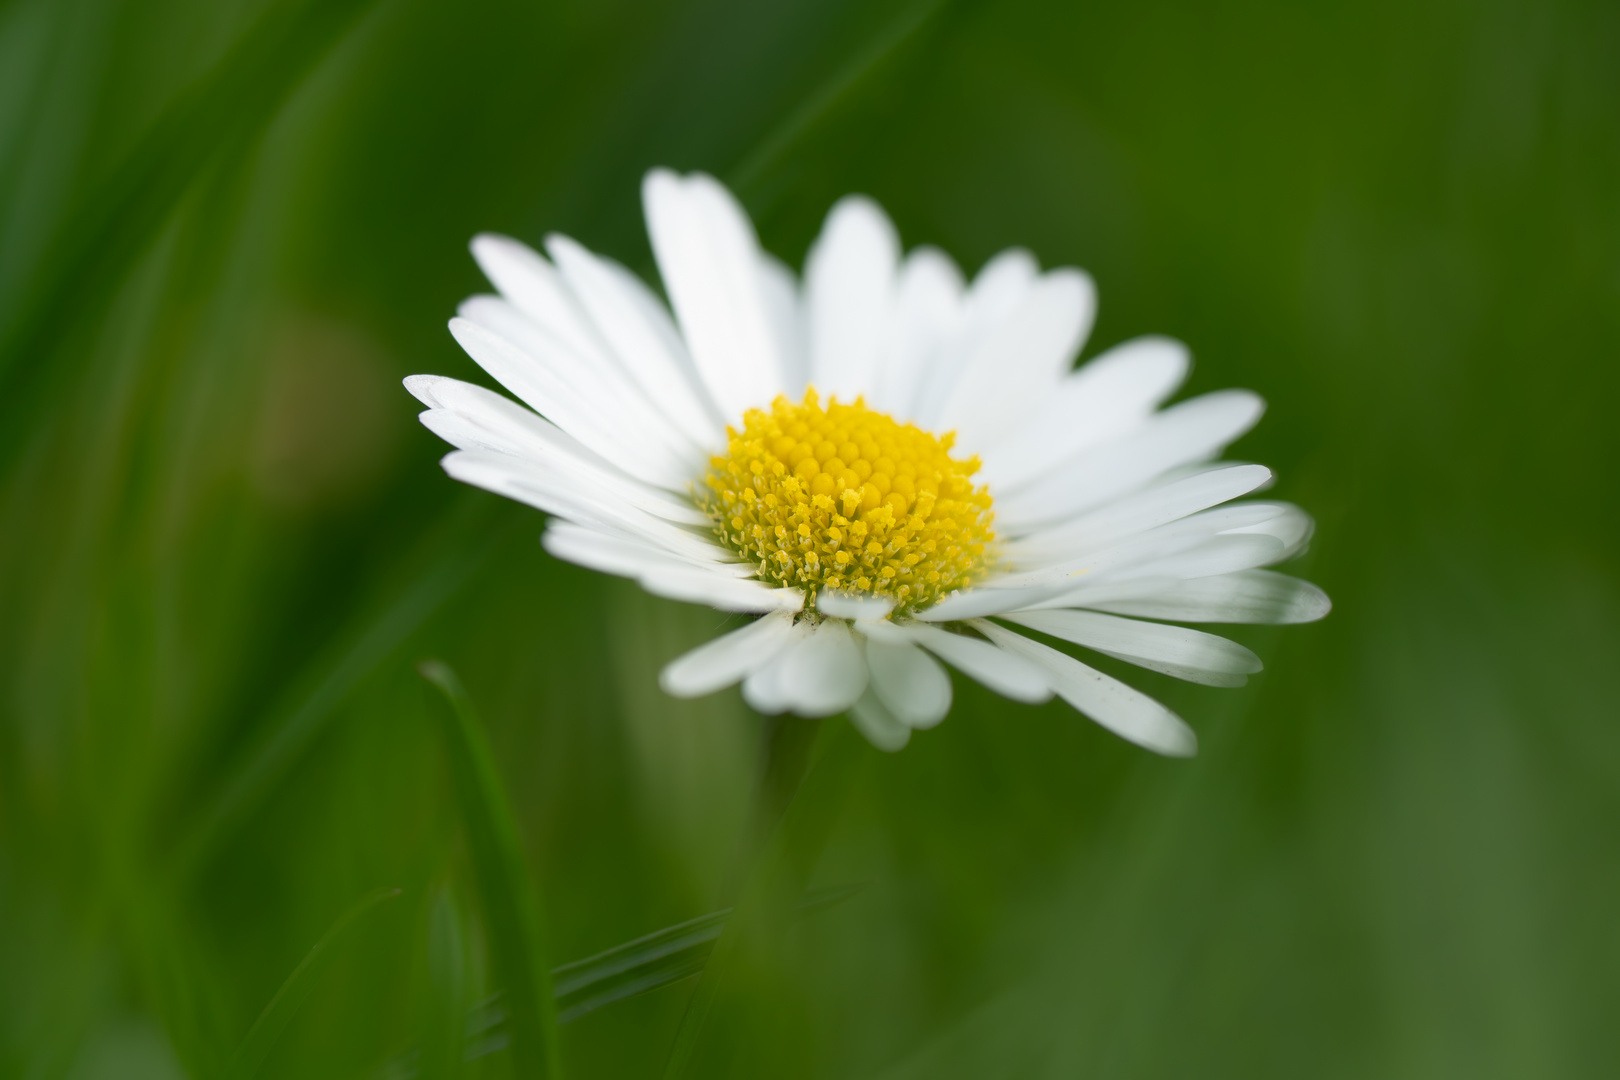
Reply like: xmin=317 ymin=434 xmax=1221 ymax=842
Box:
xmin=3 ymin=0 xmax=1619 ymax=1076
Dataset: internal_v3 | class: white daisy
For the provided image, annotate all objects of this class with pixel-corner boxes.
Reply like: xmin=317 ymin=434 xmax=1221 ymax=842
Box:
xmin=406 ymin=169 xmax=1329 ymax=756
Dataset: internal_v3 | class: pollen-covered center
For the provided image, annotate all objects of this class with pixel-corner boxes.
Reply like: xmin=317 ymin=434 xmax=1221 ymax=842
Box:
xmin=702 ymin=389 xmax=995 ymax=614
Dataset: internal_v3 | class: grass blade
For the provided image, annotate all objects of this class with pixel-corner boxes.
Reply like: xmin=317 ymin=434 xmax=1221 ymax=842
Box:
xmin=727 ymin=0 xmax=950 ymax=194
xmin=372 ymin=886 xmax=863 ymax=1078
xmin=418 ymin=660 xmax=561 ymax=1080
xmin=227 ymin=886 xmax=402 ymax=1080
xmin=553 ymin=882 xmax=864 ymax=1023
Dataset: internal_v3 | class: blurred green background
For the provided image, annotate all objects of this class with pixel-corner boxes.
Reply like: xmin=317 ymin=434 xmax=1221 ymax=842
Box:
xmin=3 ymin=0 xmax=1619 ymax=1076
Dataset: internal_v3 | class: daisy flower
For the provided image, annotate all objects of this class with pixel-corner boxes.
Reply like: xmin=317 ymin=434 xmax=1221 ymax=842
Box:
xmin=406 ymin=169 xmax=1329 ymax=756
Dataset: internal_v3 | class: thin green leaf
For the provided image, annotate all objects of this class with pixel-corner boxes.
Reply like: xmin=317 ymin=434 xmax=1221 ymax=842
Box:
xmin=374 ymin=885 xmax=864 ymax=1079
xmin=418 ymin=660 xmax=561 ymax=1080
xmin=661 ymin=720 xmax=868 ymax=1080
xmin=421 ymin=886 xmax=468 ymax=1080
xmin=226 ymin=886 xmax=402 ymax=1080
xmin=727 ymin=0 xmax=950 ymax=194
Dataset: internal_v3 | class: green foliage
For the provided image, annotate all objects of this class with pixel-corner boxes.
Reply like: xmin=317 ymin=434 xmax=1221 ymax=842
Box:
xmin=2 ymin=0 xmax=1619 ymax=1077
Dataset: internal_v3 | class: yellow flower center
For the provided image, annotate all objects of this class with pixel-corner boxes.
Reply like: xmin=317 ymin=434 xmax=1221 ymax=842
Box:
xmin=702 ymin=389 xmax=995 ymax=615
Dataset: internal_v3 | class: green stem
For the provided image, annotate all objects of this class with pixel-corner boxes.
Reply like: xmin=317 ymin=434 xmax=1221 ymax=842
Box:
xmin=662 ymin=717 xmax=866 ymax=1080
xmin=716 ymin=716 xmax=823 ymax=905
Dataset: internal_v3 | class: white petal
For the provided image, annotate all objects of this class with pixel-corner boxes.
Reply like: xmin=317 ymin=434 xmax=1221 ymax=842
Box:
xmin=448 ymin=314 xmax=696 ymax=490
xmin=1222 ymin=502 xmax=1314 ymax=560
xmin=870 ymin=246 xmax=964 ymax=420
xmin=1002 ymin=609 xmax=1261 ymax=688
xmin=545 ymin=234 xmax=724 ymax=450
xmin=849 ymin=688 xmax=912 ymax=752
xmin=864 ymin=637 xmax=952 ymax=728
xmin=643 ymin=169 xmax=785 ymax=421
xmin=910 ymin=249 xmax=1040 ymax=428
xmin=469 ymin=233 xmax=603 ymax=363
xmin=980 ymin=336 xmax=1190 ymax=490
xmin=992 ymin=502 xmax=1298 ymax=589
xmin=1080 ymin=569 xmax=1332 ymax=624
xmin=639 ymin=565 xmax=805 ymax=614
xmin=935 ymin=268 xmax=1097 ymax=449
xmin=659 ymin=611 xmax=799 ymax=697
xmin=972 ymin=621 xmax=1196 ymax=757
xmin=994 ymin=389 xmax=1265 ymax=530
xmin=914 ymin=584 xmax=1075 ymax=622
xmin=1000 ymin=463 xmax=1273 ymax=563
xmin=741 ymin=619 xmax=814 ymax=714
xmin=758 ymin=253 xmax=807 ymax=398
xmin=441 ymin=449 xmax=721 ymax=563
xmin=805 ymin=195 xmax=900 ymax=402
xmin=818 ymin=591 xmax=895 ymax=620
xmin=895 ymin=623 xmax=1052 ymax=703
xmin=744 ymin=618 xmax=867 ymax=717
xmin=414 ymin=380 xmax=708 ymax=526
xmin=542 ymin=521 xmax=747 ymax=579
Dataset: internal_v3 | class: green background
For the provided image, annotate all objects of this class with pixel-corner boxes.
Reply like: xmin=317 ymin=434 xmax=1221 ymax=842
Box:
xmin=3 ymin=0 xmax=1618 ymax=1075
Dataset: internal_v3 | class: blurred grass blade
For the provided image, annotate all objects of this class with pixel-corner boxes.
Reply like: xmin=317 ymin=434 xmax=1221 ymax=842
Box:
xmin=0 ymin=0 xmax=377 ymax=456
xmin=553 ymin=882 xmax=864 ymax=1022
xmin=662 ymin=720 xmax=867 ymax=1080
xmin=227 ymin=886 xmax=402 ymax=1080
xmin=374 ymin=885 xmax=864 ymax=1078
xmin=728 ymin=0 xmax=949 ymax=193
xmin=418 ymin=660 xmax=562 ymax=1080
xmin=421 ymin=886 xmax=468 ymax=1080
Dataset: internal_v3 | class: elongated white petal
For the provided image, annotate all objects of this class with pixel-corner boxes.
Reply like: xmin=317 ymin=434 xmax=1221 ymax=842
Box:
xmin=1003 ymin=609 xmax=1261 ymax=688
xmin=757 ymin=253 xmax=807 ymax=397
xmin=415 ymin=387 xmax=708 ymax=525
xmin=980 ymin=335 xmax=1191 ymax=489
xmin=995 ymin=389 xmax=1265 ymax=530
xmin=659 ymin=611 xmax=799 ymax=697
xmin=993 ymin=502 xmax=1297 ymax=589
xmin=936 ymin=268 xmax=1096 ymax=450
xmin=448 ymin=314 xmax=696 ymax=490
xmin=545 ymin=234 xmax=724 ymax=450
xmin=640 ymin=565 xmax=805 ymax=613
xmin=441 ymin=449 xmax=723 ymax=563
xmin=870 ymin=246 xmax=964 ymax=420
xmin=744 ymin=618 xmax=868 ymax=717
xmin=1222 ymin=502 xmax=1314 ymax=560
xmin=1081 ymin=569 xmax=1332 ymax=624
xmin=643 ymin=169 xmax=785 ymax=420
xmin=915 ymin=584 xmax=1075 ymax=622
xmin=1001 ymin=464 xmax=1272 ymax=564
xmin=910 ymin=249 xmax=1040 ymax=427
xmin=805 ymin=195 xmax=900 ymax=402
xmin=864 ymin=637 xmax=952 ymax=728
xmin=850 ymin=688 xmax=912 ymax=751
xmin=542 ymin=521 xmax=747 ymax=580
xmin=470 ymin=232 xmax=603 ymax=363
xmin=896 ymin=623 xmax=1052 ymax=703
xmin=973 ymin=621 xmax=1196 ymax=757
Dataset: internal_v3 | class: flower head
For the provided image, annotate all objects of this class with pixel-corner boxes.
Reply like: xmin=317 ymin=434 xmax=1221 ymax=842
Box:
xmin=407 ymin=169 xmax=1329 ymax=755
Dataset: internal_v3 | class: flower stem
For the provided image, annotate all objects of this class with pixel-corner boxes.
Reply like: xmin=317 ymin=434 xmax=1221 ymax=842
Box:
xmin=717 ymin=716 xmax=823 ymax=905
xmin=662 ymin=717 xmax=865 ymax=1079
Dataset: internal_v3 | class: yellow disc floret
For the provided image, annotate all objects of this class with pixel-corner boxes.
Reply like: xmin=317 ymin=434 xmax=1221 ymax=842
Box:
xmin=702 ymin=389 xmax=995 ymax=615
